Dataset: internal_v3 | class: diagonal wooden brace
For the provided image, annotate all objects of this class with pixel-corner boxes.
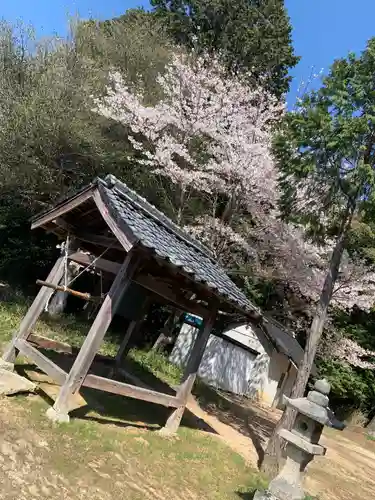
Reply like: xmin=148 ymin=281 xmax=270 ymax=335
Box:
xmin=1 ymin=255 xmax=66 ymax=365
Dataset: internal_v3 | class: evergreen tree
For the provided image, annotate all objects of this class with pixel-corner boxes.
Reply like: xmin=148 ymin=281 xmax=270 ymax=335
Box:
xmin=150 ymin=0 xmax=299 ymax=96
xmin=262 ymin=39 xmax=375 ymax=475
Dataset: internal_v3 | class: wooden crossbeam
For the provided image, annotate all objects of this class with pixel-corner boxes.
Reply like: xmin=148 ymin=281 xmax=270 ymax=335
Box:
xmin=84 ymin=374 xmax=180 ymax=408
xmin=116 ymin=367 xmax=150 ymax=389
xmin=134 ymin=275 xmax=209 ymax=319
xmin=15 ymin=339 xmax=68 ymax=385
xmin=28 ymin=334 xmax=73 ymax=354
xmin=69 ymin=251 xmax=120 ymax=275
xmin=53 ymin=217 xmax=123 ymax=251
xmin=69 ymin=251 xmax=209 ymax=318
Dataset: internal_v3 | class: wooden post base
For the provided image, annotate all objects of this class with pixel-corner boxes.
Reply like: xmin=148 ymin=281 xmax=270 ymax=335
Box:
xmin=0 ymin=359 xmax=15 ymax=372
xmin=46 ymin=406 xmax=70 ymax=424
xmin=159 ymin=406 xmax=185 ymax=436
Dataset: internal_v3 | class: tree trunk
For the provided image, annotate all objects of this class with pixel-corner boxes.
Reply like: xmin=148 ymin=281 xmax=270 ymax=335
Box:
xmin=221 ymin=192 xmax=237 ymax=224
xmin=260 ymin=199 xmax=355 ymax=477
xmin=367 ymin=414 xmax=375 ymax=437
xmin=176 ymin=187 xmax=186 ymax=225
xmin=152 ymin=311 xmax=179 ymax=351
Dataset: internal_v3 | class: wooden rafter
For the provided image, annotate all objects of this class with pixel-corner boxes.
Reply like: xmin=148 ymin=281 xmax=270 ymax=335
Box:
xmin=68 ymin=251 xmax=209 ymax=318
xmin=53 ymin=217 xmax=123 ymax=251
xmin=92 ymin=190 xmax=137 ymax=252
xmin=31 ymin=187 xmax=95 ymax=230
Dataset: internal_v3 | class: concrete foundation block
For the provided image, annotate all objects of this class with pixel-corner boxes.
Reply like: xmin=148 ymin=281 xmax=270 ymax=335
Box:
xmin=0 ymin=368 xmax=36 ymax=395
xmin=0 ymin=359 xmax=15 ymax=372
xmin=46 ymin=406 xmax=70 ymax=424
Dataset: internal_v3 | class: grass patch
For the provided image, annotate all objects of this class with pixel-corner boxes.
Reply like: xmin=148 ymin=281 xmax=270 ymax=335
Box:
xmin=0 ymin=300 xmax=267 ymax=499
xmin=129 ymin=347 xmax=182 ymax=386
xmin=9 ymin=392 xmax=264 ymax=499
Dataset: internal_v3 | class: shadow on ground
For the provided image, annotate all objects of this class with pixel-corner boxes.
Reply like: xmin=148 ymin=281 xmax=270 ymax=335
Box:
xmin=192 ymin=382 xmax=277 ymax=466
xmin=235 ymin=492 xmax=256 ymax=500
xmin=16 ymin=348 xmax=216 ymax=435
xmin=16 ymin=340 xmax=280 ymax=468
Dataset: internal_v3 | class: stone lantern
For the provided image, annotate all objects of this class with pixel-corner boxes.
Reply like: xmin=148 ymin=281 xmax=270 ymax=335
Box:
xmin=255 ymin=379 xmax=345 ymax=500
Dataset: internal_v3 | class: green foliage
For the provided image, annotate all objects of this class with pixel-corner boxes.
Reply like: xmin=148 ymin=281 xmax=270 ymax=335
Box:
xmin=346 ymin=218 xmax=375 ymax=265
xmin=315 ymin=307 xmax=375 ymax=418
xmin=318 ymin=358 xmax=368 ymax=407
xmin=0 ymin=15 xmax=175 ymax=286
xmin=275 ymin=38 xmax=375 ymax=245
xmin=151 ymin=0 xmax=299 ymax=96
xmin=129 ymin=348 xmax=183 ymax=386
xmin=333 ymin=308 xmax=375 ymax=351
xmin=317 ymin=356 xmax=375 ymax=418
xmin=77 ymin=9 xmax=173 ymax=101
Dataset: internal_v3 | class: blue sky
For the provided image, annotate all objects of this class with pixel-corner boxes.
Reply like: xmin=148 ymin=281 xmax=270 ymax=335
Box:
xmin=285 ymin=0 xmax=375 ymax=105
xmin=1 ymin=1 xmax=375 ymax=105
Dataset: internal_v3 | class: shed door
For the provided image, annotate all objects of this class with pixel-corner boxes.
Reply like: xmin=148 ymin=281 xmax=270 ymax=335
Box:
xmin=169 ymin=324 xmax=257 ymax=395
xmin=198 ymin=336 xmax=257 ymax=395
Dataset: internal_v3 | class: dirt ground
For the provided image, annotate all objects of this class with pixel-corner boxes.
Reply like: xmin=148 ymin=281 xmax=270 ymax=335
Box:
xmin=0 ymin=392 xmax=245 ymax=500
xmin=188 ymin=390 xmax=375 ymax=500
xmin=0 ymin=364 xmax=374 ymax=499
xmin=306 ymin=429 xmax=375 ymax=500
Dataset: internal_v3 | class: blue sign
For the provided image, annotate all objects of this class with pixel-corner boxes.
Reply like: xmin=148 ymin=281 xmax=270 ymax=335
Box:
xmin=183 ymin=313 xmax=203 ymax=328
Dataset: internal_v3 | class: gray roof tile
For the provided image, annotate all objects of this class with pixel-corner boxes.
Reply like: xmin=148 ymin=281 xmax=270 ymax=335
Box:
xmin=98 ymin=175 xmax=259 ymax=316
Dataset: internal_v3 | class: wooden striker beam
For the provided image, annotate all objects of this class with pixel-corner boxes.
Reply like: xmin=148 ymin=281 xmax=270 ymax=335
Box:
xmin=69 ymin=251 xmax=210 ymax=318
xmin=36 ymin=280 xmax=100 ymax=303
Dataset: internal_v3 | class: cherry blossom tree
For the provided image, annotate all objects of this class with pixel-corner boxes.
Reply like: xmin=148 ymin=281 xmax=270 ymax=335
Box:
xmin=93 ymin=51 xmax=375 ymax=315
xmin=335 ymin=338 xmax=375 ymax=369
xmin=93 ymin=53 xmax=282 ymax=225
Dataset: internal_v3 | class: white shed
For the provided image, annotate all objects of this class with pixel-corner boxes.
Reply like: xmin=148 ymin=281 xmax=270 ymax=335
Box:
xmin=170 ymin=316 xmax=305 ymax=407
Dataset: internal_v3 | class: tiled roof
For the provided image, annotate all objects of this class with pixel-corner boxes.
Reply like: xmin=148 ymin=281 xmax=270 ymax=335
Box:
xmin=98 ymin=175 xmax=260 ymax=317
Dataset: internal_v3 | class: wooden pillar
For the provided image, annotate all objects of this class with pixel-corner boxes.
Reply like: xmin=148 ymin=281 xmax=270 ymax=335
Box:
xmin=116 ymin=320 xmax=139 ymax=364
xmin=160 ymin=305 xmax=217 ymax=435
xmin=46 ymin=250 xmax=139 ymax=423
xmin=1 ymin=255 xmax=65 ymax=366
xmin=272 ymin=360 xmax=292 ymax=409
xmin=114 ymin=296 xmax=151 ymax=369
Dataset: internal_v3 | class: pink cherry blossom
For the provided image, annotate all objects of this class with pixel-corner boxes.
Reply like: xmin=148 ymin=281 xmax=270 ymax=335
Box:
xmin=93 ymin=53 xmax=375 ymax=313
